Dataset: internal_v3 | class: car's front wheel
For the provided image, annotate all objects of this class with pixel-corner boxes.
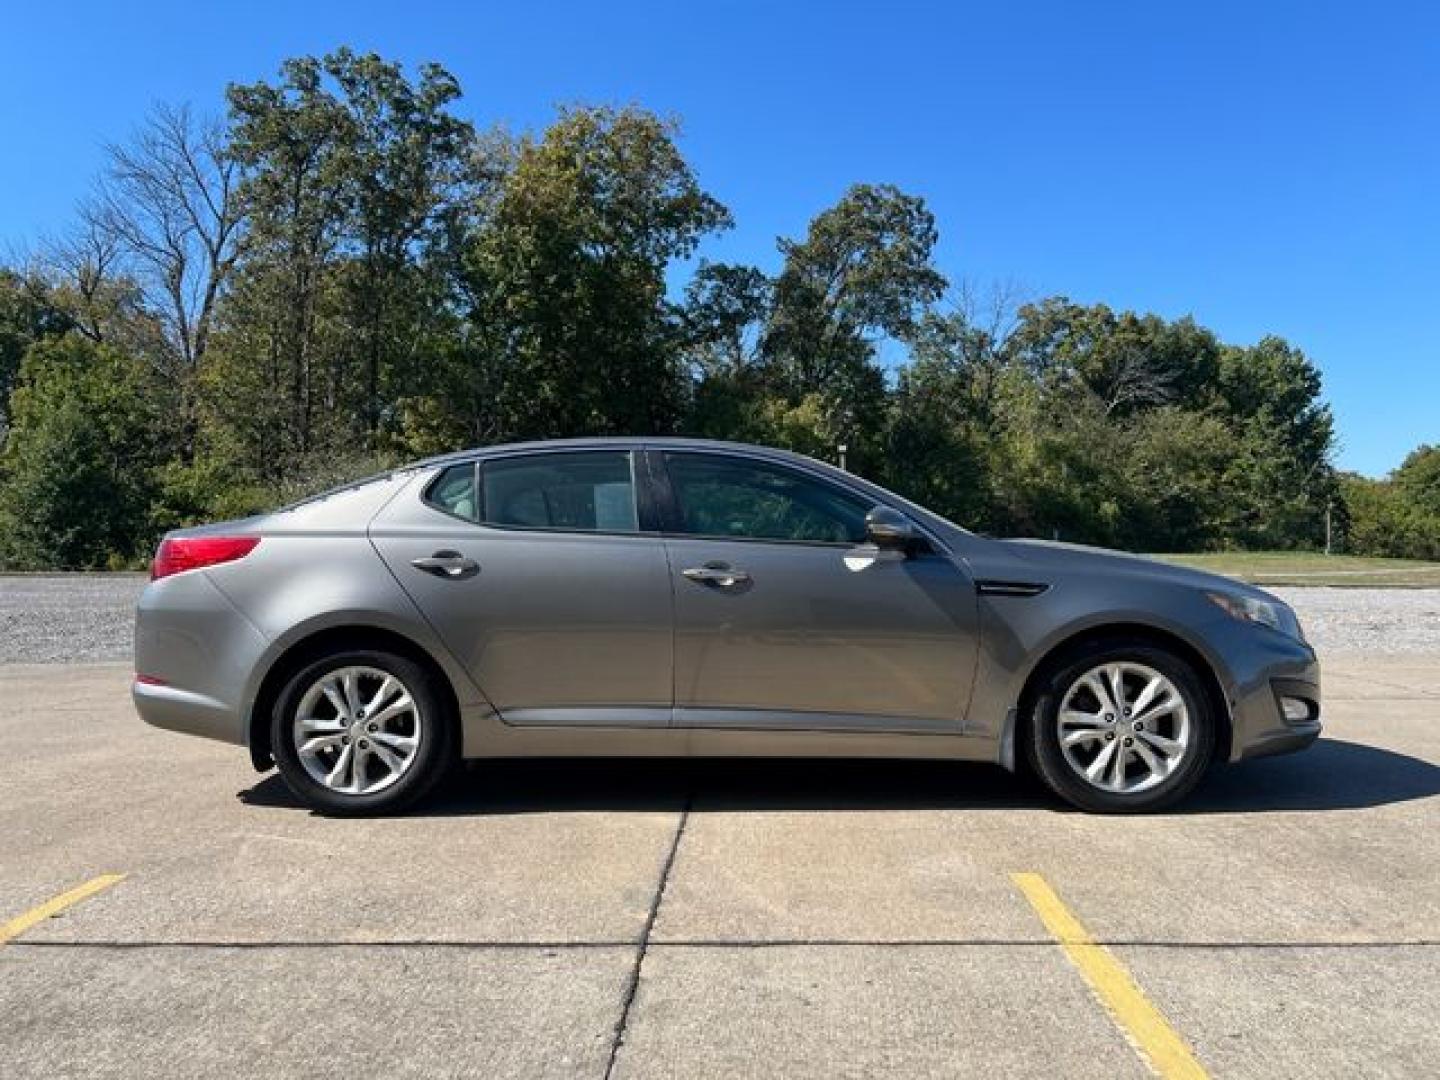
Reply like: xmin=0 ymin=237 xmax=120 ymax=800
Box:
xmin=1026 ymin=641 xmax=1216 ymax=812
xmin=271 ymin=649 xmax=455 ymax=816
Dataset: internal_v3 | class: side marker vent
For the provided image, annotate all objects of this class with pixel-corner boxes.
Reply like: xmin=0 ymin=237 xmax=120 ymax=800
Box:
xmin=975 ymin=580 xmax=1050 ymax=598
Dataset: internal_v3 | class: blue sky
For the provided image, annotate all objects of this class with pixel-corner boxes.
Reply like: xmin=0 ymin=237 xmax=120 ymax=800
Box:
xmin=2 ymin=1 xmax=1435 ymax=475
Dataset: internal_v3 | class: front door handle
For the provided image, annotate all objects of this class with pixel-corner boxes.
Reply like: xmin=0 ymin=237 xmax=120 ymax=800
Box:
xmin=682 ymin=563 xmax=751 ymax=587
xmin=411 ymin=550 xmax=479 ymax=580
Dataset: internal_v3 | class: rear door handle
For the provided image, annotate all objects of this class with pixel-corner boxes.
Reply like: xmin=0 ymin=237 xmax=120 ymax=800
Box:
xmin=682 ymin=563 xmax=751 ymax=587
xmin=411 ymin=550 xmax=479 ymax=580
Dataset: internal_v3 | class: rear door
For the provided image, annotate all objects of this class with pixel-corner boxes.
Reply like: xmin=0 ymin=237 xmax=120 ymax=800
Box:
xmin=370 ymin=449 xmax=674 ymax=726
xmin=654 ymin=449 xmax=979 ymax=732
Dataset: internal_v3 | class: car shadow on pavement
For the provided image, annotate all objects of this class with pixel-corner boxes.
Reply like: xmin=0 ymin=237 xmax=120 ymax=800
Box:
xmin=239 ymin=737 xmax=1438 ymax=816
xmin=1184 ymin=737 xmax=1440 ymax=813
xmin=241 ymin=758 xmax=1051 ymax=815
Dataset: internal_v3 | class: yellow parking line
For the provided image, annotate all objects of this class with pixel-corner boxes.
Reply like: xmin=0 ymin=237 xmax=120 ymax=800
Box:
xmin=1 ymin=874 xmax=125 ymax=945
xmin=1012 ymin=872 xmax=1209 ymax=1080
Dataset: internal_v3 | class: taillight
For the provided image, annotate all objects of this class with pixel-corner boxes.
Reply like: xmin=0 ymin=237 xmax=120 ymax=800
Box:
xmin=151 ymin=536 xmax=261 ymax=580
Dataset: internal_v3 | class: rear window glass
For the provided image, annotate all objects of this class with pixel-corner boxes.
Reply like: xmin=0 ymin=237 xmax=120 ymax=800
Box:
xmin=425 ymin=464 xmax=479 ymax=522
xmin=481 ymin=451 xmax=639 ymax=533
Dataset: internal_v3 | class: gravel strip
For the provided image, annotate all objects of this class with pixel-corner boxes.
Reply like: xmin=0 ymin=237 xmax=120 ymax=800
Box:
xmin=1 ymin=575 xmax=1437 ymax=665
xmin=1270 ymin=587 xmax=1440 ymax=655
xmin=1 ymin=575 xmax=146 ymax=664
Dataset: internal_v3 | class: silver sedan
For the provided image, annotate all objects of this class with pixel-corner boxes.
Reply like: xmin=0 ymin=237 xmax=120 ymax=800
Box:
xmin=134 ymin=438 xmax=1321 ymax=815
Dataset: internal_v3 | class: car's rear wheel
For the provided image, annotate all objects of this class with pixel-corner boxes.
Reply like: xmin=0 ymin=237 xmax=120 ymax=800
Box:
xmin=1026 ymin=641 xmax=1216 ymax=812
xmin=271 ymin=649 xmax=455 ymax=816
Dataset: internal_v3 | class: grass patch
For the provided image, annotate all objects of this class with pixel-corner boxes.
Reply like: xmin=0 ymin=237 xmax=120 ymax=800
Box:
xmin=1152 ymin=551 xmax=1440 ymax=587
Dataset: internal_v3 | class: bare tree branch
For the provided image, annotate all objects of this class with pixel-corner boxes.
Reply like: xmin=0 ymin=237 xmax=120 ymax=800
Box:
xmin=95 ymin=103 xmax=244 ymax=373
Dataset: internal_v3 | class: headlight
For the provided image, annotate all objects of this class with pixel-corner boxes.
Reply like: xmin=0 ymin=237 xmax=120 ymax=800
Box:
xmin=1206 ymin=591 xmax=1304 ymax=641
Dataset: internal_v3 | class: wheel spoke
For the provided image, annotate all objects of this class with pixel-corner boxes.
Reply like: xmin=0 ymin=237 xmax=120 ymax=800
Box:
xmin=351 ymin=745 xmax=374 ymax=792
xmin=368 ymin=740 xmax=406 ymax=776
xmin=1131 ymin=738 xmax=1167 ymax=778
xmin=299 ymin=733 xmax=344 ymax=756
xmin=369 ymin=693 xmax=414 ymax=727
xmin=1085 ymin=739 xmax=1118 ymax=782
xmin=1109 ymin=742 xmax=1128 ymax=788
xmin=325 ymin=743 xmax=355 ymax=790
xmin=1104 ymin=665 xmax=1129 ymax=713
xmin=365 ymin=676 xmax=402 ymax=716
xmin=341 ymin=672 xmax=364 ymax=716
xmin=1133 ymin=695 xmax=1181 ymax=726
xmin=1128 ymin=675 xmax=1165 ymax=718
xmin=322 ymin=682 xmax=350 ymax=720
xmin=298 ymin=714 xmax=345 ymax=735
xmin=370 ymin=730 xmax=417 ymax=754
xmin=1082 ymin=674 xmax=1119 ymax=716
xmin=1060 ymin=708 xmax=1107 ymax=729
xmin=1136 ymin=729 xmax=1183 ymax=758
xmin=1062 ymin=728 xmax=1105 ymax=748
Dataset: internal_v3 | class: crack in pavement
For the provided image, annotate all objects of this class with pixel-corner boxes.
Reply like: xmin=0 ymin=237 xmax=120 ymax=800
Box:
xmin=603 ymin=796 xmax=692 ymax=1080
xmin=11 ymin=938 xmax=1438 ymax=951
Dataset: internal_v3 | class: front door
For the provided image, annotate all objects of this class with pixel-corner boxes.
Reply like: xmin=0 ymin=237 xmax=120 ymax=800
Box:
xmin=656 ymin=450 xmax=979 ymax=732
xmin=371 ymin=449 xmax=673 ymax=726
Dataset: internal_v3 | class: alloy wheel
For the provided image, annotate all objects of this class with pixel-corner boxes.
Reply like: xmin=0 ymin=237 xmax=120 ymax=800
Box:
xmin=1056 ymin=661 xmax=1192 ymax=794
xmin=291 ymin=665 xmax=422 ymax=795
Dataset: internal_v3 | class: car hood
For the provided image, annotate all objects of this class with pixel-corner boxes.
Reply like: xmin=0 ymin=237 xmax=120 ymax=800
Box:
xmin=969 ymin=536 xmax=1280 ymax=602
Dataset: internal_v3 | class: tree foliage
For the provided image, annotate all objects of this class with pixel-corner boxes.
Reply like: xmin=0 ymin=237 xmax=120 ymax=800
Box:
xmin=0 ymin=337 xmax=162 ymax=568
xmin=1 ymin=49 xmax=1405 ymax=570
xmin=455 ymin=105 xmax=731 ymax=444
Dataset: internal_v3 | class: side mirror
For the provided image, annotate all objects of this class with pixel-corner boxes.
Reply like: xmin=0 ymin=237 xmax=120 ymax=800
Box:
xmin=865 ymin=506 xmax=918 ymax=551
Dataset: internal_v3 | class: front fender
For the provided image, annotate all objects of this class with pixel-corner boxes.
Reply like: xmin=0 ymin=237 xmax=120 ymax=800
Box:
xmin=966 ymin=583 xmax=1245 ymax=764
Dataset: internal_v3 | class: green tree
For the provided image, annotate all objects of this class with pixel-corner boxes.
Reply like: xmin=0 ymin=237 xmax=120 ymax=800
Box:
xmin=321 ymin=49 xmax=475 ymax=440
xmin=0 ymin=271 xmax=73 ymax=438
xmin=1006 ymin=299 xmax=1221 ymax=415
xmin=0 ymin=336 xmax=162 ymax=569
xmin=680 ymin=261 xmax=776 ymax=441
xmin=1214 ymin=336 xmax=1336 ymax=548
xmin=0 ymin=54 xmax=1359 ymax=565
xmin=458 ymin=105 xmax=731 ymax=440
xmin=882 ymin=305 xmax=1014 ymax=527
xmin=766 ymin=185 xmax=945 ymax=391
xmin=759 ymin=184 xmax=945 ymax=470
xmin=213 ymin=50 xmax=476 ymax=483
xmin=220 ymin=55 xmax=354 ymax=478
xmin=1338 ymin=472 xmax=1440 ymax=560
xmin=1394 ymin=444 xmax=1440 ymax=518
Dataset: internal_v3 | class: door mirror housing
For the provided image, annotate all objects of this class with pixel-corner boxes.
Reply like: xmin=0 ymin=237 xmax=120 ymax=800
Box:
xmin=865 ymin=506 xmax=919 ymax=551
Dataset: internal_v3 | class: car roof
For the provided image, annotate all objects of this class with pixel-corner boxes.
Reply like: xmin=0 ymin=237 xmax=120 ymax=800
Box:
xmin=408 ymin=437 xmax=822 ymax=471
xmin=396 ymin=435 xmax=970 ymax=544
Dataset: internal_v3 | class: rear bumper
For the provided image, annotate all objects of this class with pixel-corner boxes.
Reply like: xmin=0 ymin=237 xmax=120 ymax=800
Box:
xmin=132 ymin=570 xmax=267 ymax=746
xmin=132 ymin=680 xmax=242 ymax=745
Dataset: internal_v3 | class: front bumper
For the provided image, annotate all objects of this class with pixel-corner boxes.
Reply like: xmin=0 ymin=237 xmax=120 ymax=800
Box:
xmin=1224 ymin=635 xmax=1322 ymax=762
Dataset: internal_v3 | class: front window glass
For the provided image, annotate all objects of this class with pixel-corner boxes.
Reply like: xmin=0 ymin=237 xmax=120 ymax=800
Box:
xmin=482 ymin=451 xmax=639 ymax=533
xmin=664 ymin=453 xmax=869 ymax=544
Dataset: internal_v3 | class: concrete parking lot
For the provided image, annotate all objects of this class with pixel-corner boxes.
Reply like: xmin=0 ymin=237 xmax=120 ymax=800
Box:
xmin=2 ymin=583 xmax=1438 ymax=1078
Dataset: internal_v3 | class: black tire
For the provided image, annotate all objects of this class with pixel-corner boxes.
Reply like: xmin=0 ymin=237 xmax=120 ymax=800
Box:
xmin=1025 ymin=640 xmax=1216 ymax=813
xmin=271 ymin=649 xmax=456 ymax=816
